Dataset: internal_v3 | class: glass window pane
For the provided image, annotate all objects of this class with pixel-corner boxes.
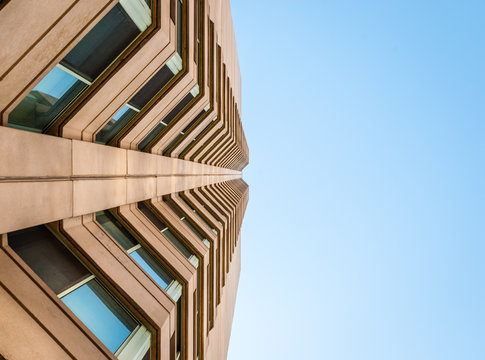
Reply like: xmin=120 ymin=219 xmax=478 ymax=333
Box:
xmin=8 ymin=67 xmax=88 ymax=132
xmin=162 ymin=229 xmax=193 ymax=259
xmin=137 ymin=202 xmax=168 ymax=231
xmin=130 ymin=248 xmax=173 ymax=289
xmin=177 ymin=299 xmax=182 ymax=354
xmin=8 ymin=226 xmax=91 ymax=295
xmin=137 ymin=202 xmax=194 ymax=259
xmin=177 ymin=0 xmax=183 ymax=56
xmin=162 ymin=133 xmax=183 ymax=155
xmin=96 ymin=63 xmax=175 ymax=145
xmin=96 ymin=211 xmax=137 ymax=250
xmin=163 ymin=198 xmax=184 ymax=218
xmin=137 ymin=122 xmax=167 ymax=151
xmin=95 ymin=106 xmax=138 ymax=144
xmin=61 ymin=279 xmax=138 ymax=353
xmin=128 ymin=65 xmax=174 ymax=110
xmin=138 ymin=92 xmax=194 ymax=151
xmin=61 ymin=4 xmax=141 ymax=82
xmin=181 ymin=198 xmax=217 ymax=234
xmin=34 ymin=66 xmax=78 ymax=98
xmin=181 ymin=218 xmax=204 ymax=240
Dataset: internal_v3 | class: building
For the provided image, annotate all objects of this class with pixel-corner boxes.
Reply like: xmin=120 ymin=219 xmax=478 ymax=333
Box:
xmin=0 ymin=0 xmax=248 ymax=359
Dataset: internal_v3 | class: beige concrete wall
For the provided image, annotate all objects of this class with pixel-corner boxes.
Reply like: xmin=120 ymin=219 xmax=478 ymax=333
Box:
xmin=0 ymin=126 xmax=241 ymax=234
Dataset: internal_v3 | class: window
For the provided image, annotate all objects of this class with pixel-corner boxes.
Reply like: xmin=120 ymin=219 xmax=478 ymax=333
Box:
xmin=177 ymin=0 xmax=183 ymax=56
xmin=162 ymin=104 xmax=209 ymax=155
xmin=8 ymin=0 xmax=151 ymax=133
xmin=180 ymin=116 xmax=217 ymax=157
xmin=138 ymin=86 xmax=198 ymax=151
xmin=95 ymin=210 xmax=184 ymax=360
xmin=8 ymin=225 xmax=151 ymax=359
xmin=163 ymin=196 xmax=210 ymax=248
xmin=96 ymin=0 xmax=186 ymax=146
xmin=95 ymin=56 xmax=182 ymax=145
xmin=95 ymin=210 xmax=182 ymax=300
xmin=163 ymin=195 xmax=213 ymax=332
xmin=137 ymin=202 xmax=199 ymax=268
xmin=136 ymin=200 xmax=202 ymax=359
xmin=181 ymin=196 xmax=218 ymax=236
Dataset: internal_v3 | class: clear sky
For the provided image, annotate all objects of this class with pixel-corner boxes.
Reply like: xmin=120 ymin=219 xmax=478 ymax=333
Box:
xmin=228 ymin=1 xmax=485 ymax=359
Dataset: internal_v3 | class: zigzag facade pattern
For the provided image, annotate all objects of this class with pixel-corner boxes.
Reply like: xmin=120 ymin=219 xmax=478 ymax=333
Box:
xmin=0 ymin=1 xmax=248 ymax=359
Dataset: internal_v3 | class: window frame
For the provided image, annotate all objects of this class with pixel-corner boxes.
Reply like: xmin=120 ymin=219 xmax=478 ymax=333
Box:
xmin=6 ymin=223 xmax=152 ymax=359
xmin=41 ymin=0 xmax=160 ymax=136
xmin=95 ymin=209 xmax=183 ymax=302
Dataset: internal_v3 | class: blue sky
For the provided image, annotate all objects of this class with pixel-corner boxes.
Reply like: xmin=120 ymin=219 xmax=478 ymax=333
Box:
xmin=228 ymin=1 xmax=485 ymax=359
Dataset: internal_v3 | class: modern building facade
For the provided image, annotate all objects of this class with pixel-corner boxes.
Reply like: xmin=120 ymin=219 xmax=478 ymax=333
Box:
xmin=0 ymin=0 xmax=248 ymax=359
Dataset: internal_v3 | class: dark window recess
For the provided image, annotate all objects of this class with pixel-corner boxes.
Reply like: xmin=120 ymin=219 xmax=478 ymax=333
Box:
xmin=95 ymin=107 xmax=138 ymax=144
xmin=182 ymin=218 xmax=205 ymax=240
xmin=162 ymin=109 xmax=206 ymax=155
xmin=142 ymin=349 xmax=151 ymax=360
xmin=137 ymin=202 xmax=168 ymax=231
xmin=157 ymin=91 xmax=194 ymax=126
xmin=177 ymin=0 xmax=183 ymax=56
xmin=163 ymin=197 xmax=185 ymax=218
xmin=177 ymin=299 xmax=182 ymax=355
xmin=170 ymin=0 xmax=176 ymax=22
xmin=196 ymin=120 xmax=214 ymax=138
xmin=8 ymin=80 xmax=88 ymax=133
xmin=181 ymin=197 xmax=217 ymax=233
xmin=183 ymin=119 xmax=213 ymax=153
xmin=138 ymin=92 xmax=194 ymax=151
xmin=128 ymin=65 xmax=174 ymax=110
xmin=61 ymin=4 xmax=140 ymax=83
xmin=96 ymin=211 xmax=138 ymax=250
xmin=194 ymin=0 xmax=199 ymax=63
xmin=162 ymin=134 xmax=183 ymax=155
xmin=137 ymin=122 xmax=167 ymax=151
xmin=137 ymin=202 xmax=192 ymax=259
xmin=9 ymin=226 xmax=91 ymax=295
xmin=183 ymin=109 xmax=206 ymax=133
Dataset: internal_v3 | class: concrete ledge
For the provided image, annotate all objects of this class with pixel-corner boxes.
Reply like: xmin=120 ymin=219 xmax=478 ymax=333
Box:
xmin=0 ymin=127 xmax=71 ymax=178
xmin=0 ymin=126 xmax=240 ymax=178
xmin=0 ymin=180 xmax=72 ymax=233
xmin=73 ymin=140 xmax=127 ymax=176
xmin=73 ymin=178 xmax=127 ymax=216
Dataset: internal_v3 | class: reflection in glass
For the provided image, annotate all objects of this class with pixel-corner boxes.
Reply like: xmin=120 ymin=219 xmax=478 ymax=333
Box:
xmin=96 ymin=63 xmax=176 ymax=145
xmin=181 ymin=218 xmax=204 ymax=241
xmin=130 ymin=248 xmax=172 ymax=289
xmin=61 ymin=279 xmax=137 ymax=353
xmin=95 ymin=106 xmax=138 ymax=144
xmin=96 ymin=210 xmax=137 ymax=250
xmin=138 ymin=91 xmax=195 ymax=151
xmin=61 ymin=4 xmax=141 ymax=82
xmin=8 ymin=225 xmax=91 ymax=295
xmin=8 ymin=66 xmax=88 ymax=132
xmin=96 ymin=210 xmax=174 ymax=290
xmin=181 ymin=197 xmax=218 ymax=234
xmin=8 ymin=3 xmax=146 ymax=133
xmin=162 ymin=228 xmax=193 ymax=259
